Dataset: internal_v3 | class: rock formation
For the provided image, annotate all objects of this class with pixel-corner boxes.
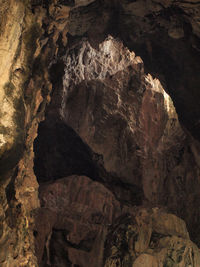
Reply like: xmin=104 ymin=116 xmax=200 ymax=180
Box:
xmin=1 ymin=0 xmax=200 ymax=266
xmin=34 ymin=35 xmax=200 ymax=266
xmin=35 ymin=175 xmax=200 ymax=267
xmin=104 ymin=209 xmax=200 ymax=267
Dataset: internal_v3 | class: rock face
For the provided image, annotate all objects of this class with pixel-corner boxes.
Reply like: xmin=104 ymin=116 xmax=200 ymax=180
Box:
xmin=35 ymin=175 xmax=121 ymax=266
xmin=35 ymin=175 xmax=200 ymax=267
xmin=35 ymin=36 xmax=200 ymax=245
xmin=118 ymin=0 xmax=200 ymax=141
xmin=61 ymin=37 xmax=184 ymax=194
xmin=0 ymin=0 xmax=71 ymax=265
xmin=1 ymin=1 xmax=200 ymax=266
xmin=33 ymin=36 xmax=200 ymax=266
xmin=65 ymin=0 xmax=200 ymax=139
xmin=104 ymin=210 xmax=200 ymax=267
xmin=0 ymin=1 xmax=43 ymax=265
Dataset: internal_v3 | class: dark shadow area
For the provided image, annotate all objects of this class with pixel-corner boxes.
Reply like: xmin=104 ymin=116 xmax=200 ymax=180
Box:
xmin=33 ymin=118 xmax=144 ymax=206
xmin=34 ymin=120 xmax=99 ymax=183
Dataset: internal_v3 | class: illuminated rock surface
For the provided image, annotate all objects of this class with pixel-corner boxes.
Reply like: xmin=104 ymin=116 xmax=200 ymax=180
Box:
xmin=1 ymin=0 xmax=200 ymax=266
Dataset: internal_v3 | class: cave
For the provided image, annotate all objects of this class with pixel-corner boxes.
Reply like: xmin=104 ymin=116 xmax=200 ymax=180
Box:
xmin=1 ymin=0 xmax=200 ymax=266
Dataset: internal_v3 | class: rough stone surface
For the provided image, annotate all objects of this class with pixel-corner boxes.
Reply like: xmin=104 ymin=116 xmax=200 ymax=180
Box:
xmin=35 ymin=175 xmax=121 ymax=266
xmin=0 ymin=1 xmax=43 ymax=265
xmin=104 ymin=211 xmax=200 ymax=267
xmin=35 ymin=36 xmax=200 ymax=245
xmin=1 ymin=0 xmax=200 ymax=266
xmin=33 ymin=35 xmax=200 ymax=266
xmin=0 ymin=0 xmax=71 ymax=265
xmin=35 ymin=175 xmax=198 ymax=267
xmin=66 ymin=0 xmax=200 ymax=139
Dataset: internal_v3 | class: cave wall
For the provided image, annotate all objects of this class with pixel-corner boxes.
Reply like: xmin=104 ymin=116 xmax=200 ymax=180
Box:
xmin=1 ymin=0 xmax=200 ymax=266
xmin=0 ymin=1 xmax=42 ymax=265
xmin=34 ymin=35 xmax=200 ymax=267
xmin=0 ymin=0 xmax=70 ymax=265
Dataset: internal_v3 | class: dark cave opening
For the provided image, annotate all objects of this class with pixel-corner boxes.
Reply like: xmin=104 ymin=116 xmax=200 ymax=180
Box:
xmin=34 ymin=120 xmax=100 ymax=183
xmin=33 ymin=116 xmax=144 ymax=207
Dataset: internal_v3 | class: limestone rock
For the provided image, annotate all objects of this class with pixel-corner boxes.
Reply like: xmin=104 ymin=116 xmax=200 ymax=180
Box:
xmin=61 ymin=37 xmax=200 ymax=229
xmin=1 ymin=1 xmax=200 ymax=266
xmin=0 ymin=0 xmax=26 ymax=171
xmin=61 ymin=36 xmax=181 ymax=190
xmin=104 ymin=211 xmax=200 ymax=267
xmin=0 ymin=0 xmax=62 ymax=265
xmin=35 ymin=176 xmax=199 ymax=267
xmin=34 ymin=36 xmax=200 ymax=246
xmin=132 ymin=254 xmax=158 ymax=267
xmin=152 ymin=211 xmax=189 ymax=240
xmin=35 ymin=175 xmax=123 ymax=266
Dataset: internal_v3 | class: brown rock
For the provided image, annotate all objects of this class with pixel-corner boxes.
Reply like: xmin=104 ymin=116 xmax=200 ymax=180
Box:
xmin=1 ymin=1 xmax=200 ymax=266
xmin=34 ymin=35 xmax=200 ymax=246
xmin=104 ymin=211 xmax=200 ymax=267
xmin=132 ymin=254 xmax=158 ymax=267
xmin=35 ymin=175 xmax=123 ymax=266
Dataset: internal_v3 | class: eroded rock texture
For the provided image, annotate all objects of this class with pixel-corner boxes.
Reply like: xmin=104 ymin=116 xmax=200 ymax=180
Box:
xmin=63 ymin=0 xmax=200 ymax=138
xmin=0 ymin=0 xmax=71 ymax=265
xmin=0 ymin=1 xmax=43 ymax=265
xmin=35 ymin=175 xmax=200 ymax=267
xmin=35 ymin=175 xmax=120 ymax=266
xmin=104 ymin=210 xmax=200 ymax=267
xmin=117 ymin=0 xmax=200 ymax=140
xmin=1 ymin=0 xmax=200 ymax=267
xmin=34 ymin=37 xmax=200 ymax=266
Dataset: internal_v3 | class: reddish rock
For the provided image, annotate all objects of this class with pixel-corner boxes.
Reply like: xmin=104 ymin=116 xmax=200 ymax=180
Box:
xmin=35 ymin=175 xmax=124 ymax=266
xmin=35 ymin=176 xmax=200 ymax=267
xmin=34 ymin=36 xmax=200 ymax=247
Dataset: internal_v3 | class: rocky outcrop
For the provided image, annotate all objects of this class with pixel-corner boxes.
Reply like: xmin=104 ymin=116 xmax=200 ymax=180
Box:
xmin=104 ymin=210 xmax=200 ymax=267
xmin=35 ymin=174 xmax=200 ymax=266
xmin=66 ymin=0 xmax=200 ymax=139
xmin=35 ymin=175 xmax=121 ymax=266
xmin=1 ymin=0 xmax=200 ymax=266
xmin=0 ymin=0 xmax=71 ymax=265
xmin=60 ymin=36 xmax=200 ymax=247
xmin=0 ymin=1 xmax=43 ymax=265
xmin=35 ymin=36 xmax=200 ymax=246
